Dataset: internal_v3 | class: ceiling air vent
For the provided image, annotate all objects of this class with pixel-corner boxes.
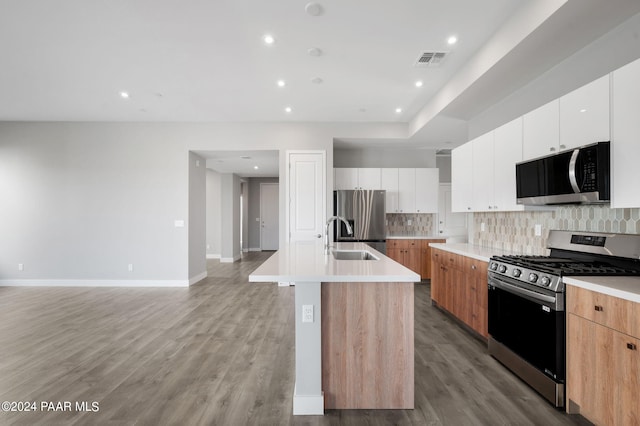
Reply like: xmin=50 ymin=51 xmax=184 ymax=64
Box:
xmin=414 ymin=51 xmax=448 ymax=67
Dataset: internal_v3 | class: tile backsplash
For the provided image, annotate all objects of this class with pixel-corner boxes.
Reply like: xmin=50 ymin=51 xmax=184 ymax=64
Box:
xmin=386 ymin=213 xmax=434 ymax=236
xmin=473 ymin=205 xmax=640 ymax=255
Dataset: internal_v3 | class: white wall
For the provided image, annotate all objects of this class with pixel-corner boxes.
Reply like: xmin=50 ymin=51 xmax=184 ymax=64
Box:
xmin=0 ymin=121 xmax=406 ymax=284
xmin=436 ymin=155 xmax=452 ymax=183
xmin=188 ymin=152 xmax=206 ymax=282
xmin=205 ymin=169 xmax=221 ymax=258
xmin=333 ymin=147 xmax=436 ymax=168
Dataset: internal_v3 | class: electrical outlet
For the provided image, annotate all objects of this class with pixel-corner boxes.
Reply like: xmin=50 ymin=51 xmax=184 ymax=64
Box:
xmin=174 ymin=220 xmax=185 ymax=228
xmin=255 ymin=217 xmax=260 ymax=222
xmin=407 ymin=219 xmax=412 ymax=226
xmin=481 ymin=222 xmax=486 ymax=232
xmin=128 ymin=264 xmax=134 ymax=272
xmin=18 ymin=263 xmax=24 ymax=271
xmin=302 ymin=305 xmax=314 ymax=323
xmin=206 ymin=244 xmax=211 ymax=250
xmin=195 ymin=160 xmax=200 ymax=167
xmin=535 ymin=224 xmax=542 ymax=237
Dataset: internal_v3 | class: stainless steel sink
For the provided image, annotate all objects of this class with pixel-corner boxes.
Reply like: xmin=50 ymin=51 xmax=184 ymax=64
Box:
xmin=331 ymin=250 xmax=379 ymax=261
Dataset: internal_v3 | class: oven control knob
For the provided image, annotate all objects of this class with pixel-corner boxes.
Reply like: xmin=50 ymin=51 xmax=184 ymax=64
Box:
xmin=528 ymin=273 xmax=538 ymax=283
xmin=498 ymin=265 xmax=507 ymax=273
xmin=490 ymin=262 xmax=498 ymax=271
xmin=540 ymin=276 xmax=551 ymax=286
xmin=512 ymin=268 xmax=522 ymax=278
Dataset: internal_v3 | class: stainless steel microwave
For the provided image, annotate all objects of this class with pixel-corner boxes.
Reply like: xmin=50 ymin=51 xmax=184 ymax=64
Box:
xmin=516 ymin=141 xmax=610 ymax=205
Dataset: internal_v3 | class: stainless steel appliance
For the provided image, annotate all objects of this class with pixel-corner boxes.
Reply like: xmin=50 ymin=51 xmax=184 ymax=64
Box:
xmin=333 ymin=190 xmax=386 ymax=254
xmin=516 ymin=141 xmax=610 ymax=206
xmin=488 ymin=230 xmax=640 ymax=408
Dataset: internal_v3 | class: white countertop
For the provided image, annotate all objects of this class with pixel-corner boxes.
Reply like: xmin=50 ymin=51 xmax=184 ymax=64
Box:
xmin=564 ymin=276 xmax=640 ymax=303
xmin=428 ymin=242 xmax=522 ymax=262
xmin=249 ymin=241 xmax=420 ymax=283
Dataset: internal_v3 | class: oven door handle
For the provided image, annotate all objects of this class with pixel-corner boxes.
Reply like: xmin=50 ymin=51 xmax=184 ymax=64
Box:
xmin=489 ymin=275 xmax=558 ymax=306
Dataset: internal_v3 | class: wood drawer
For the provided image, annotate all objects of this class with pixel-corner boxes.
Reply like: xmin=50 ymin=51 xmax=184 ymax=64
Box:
xmin=566 ymin=285 xmax=640 ymax=338
xmin=387 ymin=239 xmax=411 ymax=249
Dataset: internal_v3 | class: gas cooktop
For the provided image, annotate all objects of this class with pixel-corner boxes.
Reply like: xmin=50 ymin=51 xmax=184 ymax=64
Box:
xmin=491 ymin=255 xmax=640 ymax=277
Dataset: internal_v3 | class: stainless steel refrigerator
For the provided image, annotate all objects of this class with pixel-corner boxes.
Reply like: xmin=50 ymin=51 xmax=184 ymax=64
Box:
xmin=333 ymin=190 xmax=386 ymax=254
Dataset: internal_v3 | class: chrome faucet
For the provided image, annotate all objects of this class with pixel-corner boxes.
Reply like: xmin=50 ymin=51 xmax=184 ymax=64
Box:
xmin=325 ymin=216 xmax=353 ymax=254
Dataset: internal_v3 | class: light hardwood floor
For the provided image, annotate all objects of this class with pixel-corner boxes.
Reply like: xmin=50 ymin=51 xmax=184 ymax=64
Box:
xmin=0 ymin=252 xmax=585 ymax=425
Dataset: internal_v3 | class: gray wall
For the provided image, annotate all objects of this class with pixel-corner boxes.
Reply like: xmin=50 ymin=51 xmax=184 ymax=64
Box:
xmin=241 ymin=181 xmax=249 ymax=252
xmin=333 ymin=147 xmax=436 ymax=168
xmin=247 ymin=178 xmax=279 ymax=250
xmin=436 ymin=155 xmax=452 ymax=183
xmin=206 ymin=169 xmax=221 ymax=257
xmin=220 ymin=173 xmax=242 ymax=262
xmin=188 ymin=152 xmax=206 ymax=281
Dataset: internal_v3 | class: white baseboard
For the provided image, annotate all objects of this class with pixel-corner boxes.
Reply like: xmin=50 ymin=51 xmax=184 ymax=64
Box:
xmin=249 ymin=247 xmax=262 ymax=252
xmin=242 ymin=248 xmax=249 ymax=253
xmin=206 ymin=253 xmax=221 ymax=259
xmin=278 ymin=281 xmax=293 ymax=287
xmin=220 ymin=254 xmax=242 ymax=263
xmin=188 ymin=271 xmax=208 ymax=286
xmin=0 ymin=279 xmax=189 ymax=288
xmin=292 ymin=385 xmax=324 ymax=415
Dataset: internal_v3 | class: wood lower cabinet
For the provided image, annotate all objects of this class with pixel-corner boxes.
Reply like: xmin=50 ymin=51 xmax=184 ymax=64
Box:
xmin=566 ymin=285 xmax=640 ymax=425
xmin=430 ymin=248 xmax=488 ymax=338
xmin=387 ymin=239 xmax=445 ymax=280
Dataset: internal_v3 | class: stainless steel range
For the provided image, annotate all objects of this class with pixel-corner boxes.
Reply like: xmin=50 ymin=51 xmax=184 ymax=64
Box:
xmin=487 ymin=230 xmax=640 ymax=408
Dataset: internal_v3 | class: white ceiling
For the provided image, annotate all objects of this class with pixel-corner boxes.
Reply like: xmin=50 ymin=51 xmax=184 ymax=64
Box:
xmin=2 ymin=0 xmax=640 ymax=153
xmin=198 ymin=150 xmax=279 ymax=178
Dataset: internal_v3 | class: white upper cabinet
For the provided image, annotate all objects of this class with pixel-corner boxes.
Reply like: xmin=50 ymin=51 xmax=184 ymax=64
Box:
xmin=334 ymin=168 xmax=358 ymax=190
xmin=451 ymin=142 xmax=473 ymax=212
xmin=611 ymin=58 xmax=640 ymax=208
xmin=398 ymin=168 xmax=416 ymax=213
xmin=559 ymin=74 xmax=610 ymax=149
xmin=523 ymin=99 xmax=560 ymax=160
xmin=380 ymin=168 xmax=399 ymax=213
xmin=493 ymin=117 xmax=523 ymax=211
xmin=333 ymin=168 xmax=380 ymax=190
xmin=415 ymin=168 xmax=439 ymax=213
xmin=356 ymin=168 xmax=381 ymax=189
xmin=471 ymin=132 xmax=495 ymax=211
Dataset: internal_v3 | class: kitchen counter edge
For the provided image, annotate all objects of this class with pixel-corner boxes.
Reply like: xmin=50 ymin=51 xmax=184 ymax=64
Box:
xmin=564 ymin=276 xmax=640 ymax=303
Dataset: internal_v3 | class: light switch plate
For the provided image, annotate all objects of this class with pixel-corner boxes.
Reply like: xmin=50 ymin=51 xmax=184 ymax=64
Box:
xmin=174 ymin=220 xmax=185 ymax=228
xmin=535 ymin=224 xmax=542 ymax=236
xmin=481 ymin=222 xmax=485 ymax=232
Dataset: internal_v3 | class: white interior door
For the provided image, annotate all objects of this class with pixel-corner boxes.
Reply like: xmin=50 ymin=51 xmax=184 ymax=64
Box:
xmin=260 ymin=183 xmax=279 ymax=250
xmin=287 ymin=151 xmax=325 ymax=242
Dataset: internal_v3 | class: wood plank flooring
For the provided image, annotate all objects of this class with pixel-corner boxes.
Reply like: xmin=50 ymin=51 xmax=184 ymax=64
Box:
xmin=0 ymin=252 xmax=585 ymax=425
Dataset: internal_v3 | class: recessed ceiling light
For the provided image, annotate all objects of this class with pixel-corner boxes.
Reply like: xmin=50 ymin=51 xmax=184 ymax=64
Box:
xmin=415 ymin=80 xmax=423 ymax=88
xmin=254 ymin=166 xmax=259 ymax=170
xmin=447 ymin=35 xmax=458 ymax=45
xmin=263 ymin=34 xmax=275 ymax=45
xmin=395 ymin=107 xmax=402 ymax=114
xmin=285 ymin=107 xmax=292 ymax=113
xmin=308 ymin=47 xmax=323 ymax=57
xmin=305 ymin=2 xmax=324 ymax=16
xmin=120 ymin=91 xmax=130 ymax=99
xmin=580 ymin=108 xmax=587 ymax=113
xmin=277 ymin=80 xmax=286 ymax=87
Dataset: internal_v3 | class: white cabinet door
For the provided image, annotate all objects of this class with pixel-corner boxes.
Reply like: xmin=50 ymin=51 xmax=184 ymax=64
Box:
xmin=357 ymin=168 xmax=381 ymax=189
xmin=451 ymin=142 xmax=473 ymax=212
xmin=523 ymin=99 xmax=560 ymax=160
xmin=415 ymin=168 xmax=439 ymax=213
xmin=398 ymin=168 xmax=416 ymax=213
xmin=381 ymin=168 xmax=399 ymax=213
xmin=611 ymin=58 xmax=640 ymax=208
xmin=560 ymin=74 xmax=610 ymax=150
xmin=438 ymin=184 xmax=468 ymax=237
xmin=471 ymin=132 xmax=495 ymax=212
xmin=334 ymin=168 xmax=357 ymax=190
xmin=493 ymin=117 xmax=523 ymax=211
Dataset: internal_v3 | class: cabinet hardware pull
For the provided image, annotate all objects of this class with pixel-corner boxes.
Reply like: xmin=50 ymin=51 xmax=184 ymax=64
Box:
xmin=627 ymin=343 xmax=637 ymax=351
xmin=594 ymin=305 xmax=604 ymax=311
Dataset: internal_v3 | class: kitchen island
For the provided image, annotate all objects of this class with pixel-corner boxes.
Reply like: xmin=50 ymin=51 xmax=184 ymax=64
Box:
xmin=249 ymin=241 xmax=420 ymax=415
